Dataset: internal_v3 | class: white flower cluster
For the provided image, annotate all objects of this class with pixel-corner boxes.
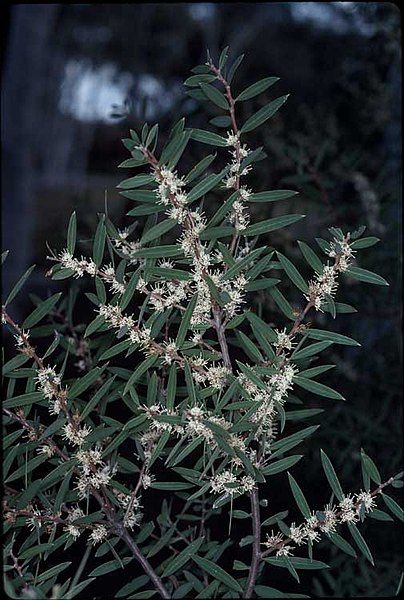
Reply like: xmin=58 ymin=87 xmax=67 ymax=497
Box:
xmin=162 ymin=339 xmax=179 ymax=365
xmin=75 ymin=447 xmax=116 ymax=499
xmin=269 ymin=363 xmax=298 ymax=405
xmin=338 ymin=491 xmax=375 ymax=523
xmin=140 ymin=403 xmax=247 ymax=470
xmin=146 ymin=261 xmax=189 ymax=313
xmin=58 ymin=249 xmax=97 ymax=278
xmin=35 ymin=366 xmax=65 ymax=415
xmin=274 ymin=328 xmax=293 ymax=352
xmin=210 ymin=469 xmax=255 ymax=497
xmin=62 ymin=422 xmax=92 ymax=447
xmin=14 ymin=330 xmax=29 ymax=349
xmin=191 ymin=361 xmax=231 ymax=388
xmin=216 ymin=272 xmax=248 ymax=319
xmin=113 ymin=229 xmax=142 ymax=264
xmin=224 ymin=131 xmax=252 ymax=231
xmin=238 ymin=363 xmax=298 ymax=447
xmin=26 ymin=508 xmax=42 ymax=531
xmin=116 ymin=492 xmax=143 ymax=530
xmin=305 ymin=234 xmax=355 ymax=311
xmin=264 ymin=489 xmax=376 ymax=557
xmin=64 ymin=506 xmax=85 ymax=540
xmin=327 ymin=236 xmax=355 ymax=273
xmin=98 ymin=304 xmax=153 ymax=352
xmin=100 ymin=264 xmax=126 ymax=296
xmin=36 ymin=444 xmax=55 ymax=458
xmin=89 ymin=524 xmax=108 ymax=545
xmin=152 ymin=165 xmax=249 ymax=326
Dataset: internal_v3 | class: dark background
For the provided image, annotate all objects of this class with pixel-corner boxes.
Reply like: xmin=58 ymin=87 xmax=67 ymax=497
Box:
xmin=2 ymin=3 xmax=402 ymax=598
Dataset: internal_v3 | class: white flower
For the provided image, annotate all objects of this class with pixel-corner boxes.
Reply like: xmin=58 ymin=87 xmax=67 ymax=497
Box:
xmin=62 ymin=423 xmax=92 ymax=446
xmin=26 ymin=509 xmax=42 ymax=531
xmin=263 ymin=531 xmax=284 ymax=548
xmin=225 ymin=131 xmax=239 ymax=147
xmin=210 ymin=470 xmax=255 ymax=497
xmin=142 ymin=473 xmax=154 ymax=489
xmin=339 ymin=494 xmax=359 ymax=523
xmin=64 ymin=506 xmax=85 ymax=539
xmin=274 ymin=328 xmax=293 ymax=351
xmin=276 ymin=544 xmax=294 ymax=557
xmin=36 ymin=444 xmax=55 ymax=458
xmin=206 ymin=365 xmax=231 ymax=389
xmin=290 ymin=523 xmax=307 ymax=546
xmin=356 ymin=490 xmax=376 ymax=513
xmin=89 ymin=524 xmax=108 ymax=545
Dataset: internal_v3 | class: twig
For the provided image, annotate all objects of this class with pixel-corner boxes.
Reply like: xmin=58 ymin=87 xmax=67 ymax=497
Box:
xmin=244 ymin=487 xmax=261 ymax=598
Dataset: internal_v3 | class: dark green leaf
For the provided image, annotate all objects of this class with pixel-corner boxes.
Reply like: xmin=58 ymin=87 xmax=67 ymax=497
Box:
xmin=287 ymin=472 xmax=311 ymax=518
xmin=241 ymin=95 xmax=289 ymax=133
xmin=320 ymin=449 xmax=344 ymax=501
xmin=22 ymin=293 xmax=62 ymax=329
xmin=244 ymin=214 xmax=305 ymax=237
xmin=236 ymin=77 xmax=279 ymax=102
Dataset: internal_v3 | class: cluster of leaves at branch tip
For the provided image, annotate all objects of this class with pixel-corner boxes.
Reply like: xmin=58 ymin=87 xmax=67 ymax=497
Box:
xmin=2 ymin=45 xmax=402 ymax=600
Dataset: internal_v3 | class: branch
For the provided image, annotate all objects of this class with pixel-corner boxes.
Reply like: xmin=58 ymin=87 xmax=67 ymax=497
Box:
xmin=116 ymin=524 xmax=171 ymax=599
xmin=244 ymin=487 xmax=262 ymax=598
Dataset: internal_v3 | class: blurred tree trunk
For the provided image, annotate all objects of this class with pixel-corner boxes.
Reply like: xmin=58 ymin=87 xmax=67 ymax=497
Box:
xmin=1 ymin=4 xmax=59 ymax=314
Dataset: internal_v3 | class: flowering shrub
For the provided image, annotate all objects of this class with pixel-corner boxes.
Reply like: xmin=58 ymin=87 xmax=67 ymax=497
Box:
xmin=2 ymin=47 xmax=403 ymax=599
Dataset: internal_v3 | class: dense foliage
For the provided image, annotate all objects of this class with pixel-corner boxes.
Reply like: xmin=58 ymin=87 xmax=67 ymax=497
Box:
xmin=2 ymin=47 xmax=402 ymax=599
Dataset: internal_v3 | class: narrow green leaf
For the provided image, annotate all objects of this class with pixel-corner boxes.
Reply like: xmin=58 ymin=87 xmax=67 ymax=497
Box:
xmin=192 ymin=556 xmax=243 ymax=593
xmin=132 ymin=245 xmax=184 ymax=259
xmin=248 ymin=189 xmax=298 ymax=203
xmin=349 ymin=236 xmax=380 ymax=249
xmin=117 ymin=174 xmax=155 ymax=189
xmin=19 ymin=543 xmax=55 ymax=560
xmin=166 ymin=363 xmax=177 ymax=411
xmin=184 ymin=154 xmax=217 ymax=184
xmin=293 ymin=376 xmax=344 ymax=401
xmin=305 ymin=328 xmax=360 ymax=347
xmin=263 ymin=556 xmax=329 ymax=570
xmin=123 ymin=355 xmax=159 ymax=396
xmin=67 ymin=212 xmax=77 ymax=254
xmin=292 ymin=341 xmax=332 ymax=361
xmin=277 ymin=252 xmax=309 ymax=293
xmin=360 ymin=450 xmax=381 ymax=485
xmin=22 ymin=293 xmax=62 ymax=329
xmin=262 ymin=455 xmax=303 ymax=476
xmin=328 ymin=531 xmax=356 ymax=557
xmin=382 ymin=493 xmax=404 ymax=521
xmin=347 ymin=522 xmax=374 ymax=565
xmin=200 ymin=83 xmax=229 ymax=109
xmin=287 ymin=472 xmax=311 ymax=518
xmin=241 ymin=94 xmax=289 ymax=133
xmin=320 ymin=449 xmax=344 ymax=501
xmin=141 ymin=219 xmax=177 ymax=245
xmin=69 ymin=367 xmax=103 ymax=399
xmin=236 ymin=77 xmax=279 ymax=102
xmin=244 ymin=214 xmax=305 ymax=237
xmin=5 ymin=264 xmax=36 ymax=307
xmin=89 ymin=557 xmax=132 ymax=577
xmin=150 ymin=481 xmax=193 ymax=491
xmin=184 ymin=74 xmax=216 ymax=87
xmin=187 ymin=169 xmax=227 ymax=203
xmin=3 ymin=391 xmax=43 ymax=409
xmin=297 ymin=241 xmax=323 ymax=274
xmin=176 ymin=295 xmax=197 ymax=347
xmin=189 ymin=129 xmax=228 ymax=147
xmin=269 ymin=287 xmax=295 ymax=320
xmin=93 ymin=215 xmax=106 ymax=267
xmin=162 ymin=537 xmax=205 ymax=577
xmin=345 ymin=266 xmax=389 ymax=286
